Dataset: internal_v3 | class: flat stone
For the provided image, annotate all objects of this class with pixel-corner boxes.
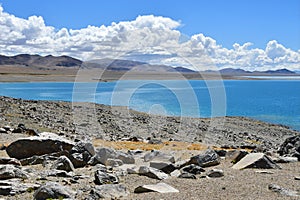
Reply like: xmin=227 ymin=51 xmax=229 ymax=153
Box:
xmin=255 ymin=170 xmax=274 ymax=174
xmin=273 ymin=156 xmax=298 ymax=163
xmin=134 ymin=183 xmax=179 ymax=193
xmin=232 ymin=153 xmax=281 ymax=169
xmin=6 ymin=132 xmax=74 ymax=159
xmin=268 ymin=184 xmax=299 ymax=197
xmin=207 ymin=169 xmax=224 ymax=178
xmin=138 ymin=166 xmax=168 ymax=180
xmin=170 ymin=169 xmax=181 ymax=177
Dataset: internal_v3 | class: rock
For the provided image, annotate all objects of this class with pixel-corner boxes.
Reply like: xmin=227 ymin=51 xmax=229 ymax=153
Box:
xmin=33 ymin=182 xmax=75 ymax=200
xmin=207 ymin=169 xmax=224 ymax=178
xmin=134 ymin=183 xmax=179 ymax=193
xmin=294 ymin=176 xmax=300 ymax=180
xmin=225 ymin=150 xmax=248 ymax=163
xmin=188 ymin=149 xmax=221 ymax=167
xmin=106 ymin=159 xmax=123 ymax=167
xmin=69 ymin=140 xmax=95 ymax=168
xmin=0 ymin=179 xmax=39 ymax=196
xmin=143 ymin=150 xmax=175 ymax=163
xmin=20 ymin=155 xmax=59 ymax=166
xmin=0 ymin=128 xmax=7 ymax=134
xmin=138 ymin=166 xmax=169 ymax=180
xmin=278 ymin=135 xmax=300 ymax=160
xmin=215 ymin=149 xmax=227 ymax=157
xmin=150 ymin=161 xmax=176 ymax=174
xmin=0 ymin=158 xmax=21 ymax=166
xmin=170 ymin=169 xmax=181 ymax=177
xmin=255 ymin=170 xmax=274 ymax=174
xmin=178 ymin=172 xmax=197 ymax=179
xmin=94 ymin=170 xmax=119 ymax=185
xmin=0 ymin=165 xmax=28 ymax=180
xmin=93 ymin=147 xmax=135 ymax=165
xmin=2 ymin=126 xmax=11 ymax=131
xmin=232 ymin=153 xmax=281 ymax=169
xmin=273 ymin=156 xmax=298 ymax=163
xmin=45 ymin=170 xmax=73 ymax=178
xmin=6 ymin=132 xmax=74 ymax=159
xmin=50 ymin=156 xmax=74 ymax=172
xmin=268 ymin=184 xmax=299 ymax=197
xmin=181 ymin=164 xmax=205 ymax=175
xmin=117 ymin=164 xmax=139 ymax=174
xmin=88 ymin=184 xmax=129 ymax=199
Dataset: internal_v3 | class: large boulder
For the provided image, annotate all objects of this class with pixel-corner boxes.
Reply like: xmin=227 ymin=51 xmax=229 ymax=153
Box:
xmin=188 ymin=149 xmax=220 ymax=167
xmin=6 ymin=132 xmax=74 ymax=159
xmin=69 ymin=140 xmax=95 ymax=168
xmin=278 ymin=135 xmax=300 ymax=160
xmin=232 ymin=153 xmax=281 ymax=169
xmin=33 ymin=182 xmax=75 ymax=200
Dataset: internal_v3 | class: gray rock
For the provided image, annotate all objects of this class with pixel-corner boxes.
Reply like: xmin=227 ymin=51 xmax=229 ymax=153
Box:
xmin=178 ymin=172 xmax=196 ymax=179
xmin=181 ymin=164 xmax=205 ymax=175
xmin=295 ymin=176 xmax=300 ymax=180
xmin=105 ymin=159 xmax=123 ymax=167
xmin=273 ymin=156 xmax=298 ymax=163
xmin=170 ymin=169 xmax=181 ymax=177
xmin=268 ymin=184 xmax=299 ymax=197
xmin=6 ymin=132 xmax=74 ymax=159
xmin=144 ymin=150 xmax=175 ymax=163
xmin=88 ymin=184 xmax=129 ymax=199
xmin=150 ymin=161 xmax=176 ymax=174
xmin=138 ymin=166 xmax=168 ymax=180
xmin=50 ymin=156 xmax=74 ymax=172
xmin=278 ymin=135 xmax=300 ymax=160
xmin=69 ymin=140 xmax=95 ymax=168
xmin=232 ymin=153 xmax=281 ymax=169
xmin=93 ymin=147 xmax=135 ymax=166
xmin=188 ymin=149 xmax=221 ymax=167
xmin=0 ymin=179 xmax=39 ymax=196
xmin=0 ymin=128 xmax=7 ymax=134
xmin=0 ymin=158 xmax=21 ymax=166
xmin=94 ymin=170 xmax=119 ymax=185
xmin=20 ymin=154 xmax=59 ymax=166
xmin=134 ymin=183 xmax=179 ymax=193
xmin=44 ymin=170 xmax=74 ymax=178
xmin=0 ymin=165 xmax=28 ymax=180
xmin=225 ymin=150 xmax=248 ymax=163
xmin=33 ymin=182 xmax=75 ymax=200
xmin=207 ymin=169 xmax=224 ymax=178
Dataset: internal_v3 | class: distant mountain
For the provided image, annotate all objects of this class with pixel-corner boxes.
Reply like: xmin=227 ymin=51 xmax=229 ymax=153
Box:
xmin=259 ymin=68 xmax=296 ymax=74
xmin=0 ymin=54 xmax=82 ymax=67
xmin=171 ymin=67 xmax=195 ymax=73
xmin=219 ymin=68 xmax=251 ymax=74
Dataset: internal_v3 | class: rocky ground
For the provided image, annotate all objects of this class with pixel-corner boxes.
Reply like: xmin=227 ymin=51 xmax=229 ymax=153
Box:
xmin=0 ymin=96 xmax=299 ymax=199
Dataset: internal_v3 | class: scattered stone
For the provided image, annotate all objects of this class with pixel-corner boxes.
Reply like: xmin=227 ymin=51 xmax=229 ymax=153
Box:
xmin=225 ymin=150 xmax=248 ymax=163
xmin=88 ymin=184 xmax=129 ymax=199
xmin=50 ymin=156 xmax=74 ymax=172
xmin=0 ymin=165 xmax=28 ymax=180
xmin=207 ymin=169 xmax=224 ymax=178
xmin=188 ymin=149 xmax=221 ymax=167
xmin=181 ymin=164 xmax=205 ymax=175
xmin=33 ymin=182 xmax=75 ymax=200
xmin=143 ymin=150 xmax=175 ymax=163
xmin=232 ymin=153 xmax=281 ymax=169
xmin=138 ymin=166 xmax=168 ymax=180
xmin=150 ymin=161 xmax=176 ymax=174
xmin=268 ymin=184 xmax=299 ymax=197
xmin=134 ymin=183 xmax=179 ymax=193
xmin=6 ymin=132 xmax=74 ymax=159
xmin=94 ymin=170 xmax=119 ymax=185
xmin=178 ymin=172 xmax=196 ymax=179
xmin=0 ymin=158 xmax=21 ymax=166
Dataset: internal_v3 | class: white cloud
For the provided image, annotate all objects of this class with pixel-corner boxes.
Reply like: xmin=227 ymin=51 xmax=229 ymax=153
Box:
xmin=0 ymin=5 xmax=299 ymax=71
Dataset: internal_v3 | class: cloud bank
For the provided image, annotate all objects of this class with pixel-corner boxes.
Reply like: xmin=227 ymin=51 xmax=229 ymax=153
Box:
xmin=0 ymin=5 xmax=299 ymax=71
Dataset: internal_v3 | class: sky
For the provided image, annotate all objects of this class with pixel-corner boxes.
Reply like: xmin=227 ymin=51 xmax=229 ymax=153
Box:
xmin=0 ymin=0 xmax=299 ymax=71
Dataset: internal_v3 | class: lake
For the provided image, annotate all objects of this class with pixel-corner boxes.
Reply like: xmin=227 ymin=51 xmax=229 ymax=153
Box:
xmin=0 ymin=80 xmax=299 ymax=131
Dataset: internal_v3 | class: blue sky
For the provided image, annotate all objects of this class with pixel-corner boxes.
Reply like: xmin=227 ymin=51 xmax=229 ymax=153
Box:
xmin=0 ymin=0 xmax=299 ymax=70
xmin=1 ymin=0 xmax=299 ymax=50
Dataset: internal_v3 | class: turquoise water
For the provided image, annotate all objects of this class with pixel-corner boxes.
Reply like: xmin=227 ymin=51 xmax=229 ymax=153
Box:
xmin=0 ymin=80 xmax=299 ymax=131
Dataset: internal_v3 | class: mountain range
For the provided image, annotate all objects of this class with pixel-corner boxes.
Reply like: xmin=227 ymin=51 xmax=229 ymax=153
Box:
xmin=0 ymin=54 xmax=297 ymax=75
